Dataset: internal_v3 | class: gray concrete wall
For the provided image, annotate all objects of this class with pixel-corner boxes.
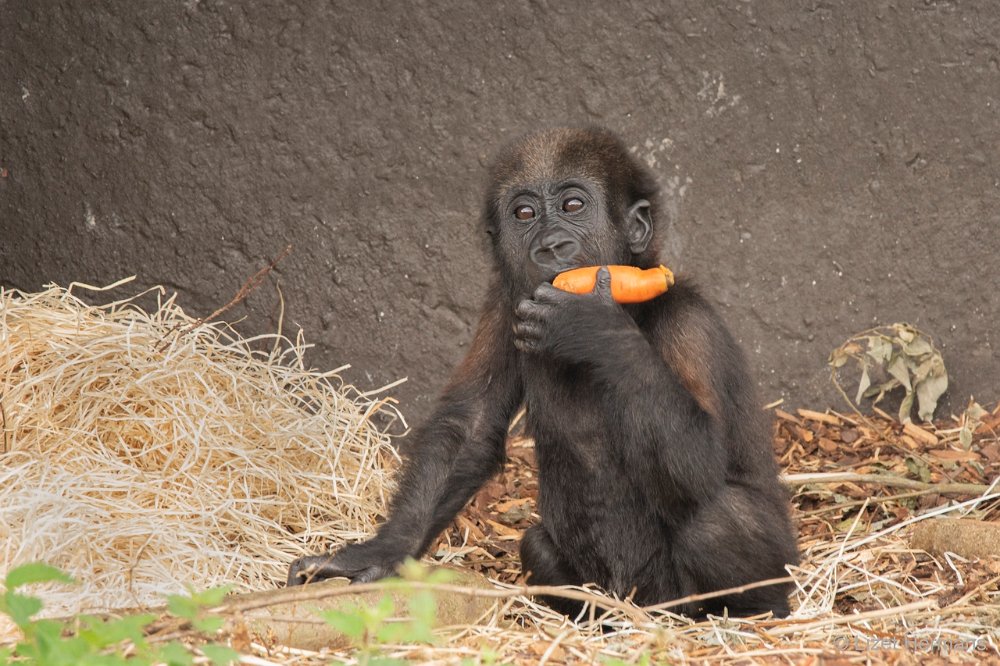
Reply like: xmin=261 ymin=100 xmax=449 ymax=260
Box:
xmin=2 ymin=1 xmax=998 ymax=424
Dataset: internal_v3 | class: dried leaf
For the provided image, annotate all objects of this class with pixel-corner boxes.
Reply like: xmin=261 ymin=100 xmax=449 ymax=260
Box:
xmin=915 ymin=366 xmax=948 ymax=423
xmin=894 ymin=323 xmax=916 ymax=343
xmin=866 ymin=336 xmax=892 ymax=363
xmin=887 ymin=355 xmax=913 ymax=392
xmin=898 ymin=389 xmax=915 ymax=424
xmin=905 ymin=456 xmax=932 ymax=483
xmin=855 ymin=363 xmax=871 ymax=405
xmin=959 ymin=401 xmax=988 ymax=450
xmin=902 ymin=337 xmax=932 ymax=357
xmin=828 ymin=347 xmax=850 ymax=368
xmin=864 ymin=378 xmax=900 ymax=404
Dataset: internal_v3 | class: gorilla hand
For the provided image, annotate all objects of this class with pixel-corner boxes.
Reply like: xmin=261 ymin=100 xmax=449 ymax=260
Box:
xmin=513 ymin=267 xmax=635 ymax=360
xmin=286 ymin=541 xmax=402 ymax=586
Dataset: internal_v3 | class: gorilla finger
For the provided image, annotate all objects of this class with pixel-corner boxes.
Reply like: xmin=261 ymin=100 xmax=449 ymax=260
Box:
xmin=515 ymin=300 xmax=549 ymax=323
xmin=513 ymin=338 xmax=541 ymax=354
xmin=350 ymin=565 xmax=394 ymax=585
xmin=287 ymin=554 xmax=349 ymax=586
xmin=515 ymin=298 xmax=540 ymax=318
xmin=533 ymin=282 xmax=573 ymax=303
xmin=513 ymin=320 xmax=543 ymax=340
xmin=592 ymin=266 xmax=616 ymax=304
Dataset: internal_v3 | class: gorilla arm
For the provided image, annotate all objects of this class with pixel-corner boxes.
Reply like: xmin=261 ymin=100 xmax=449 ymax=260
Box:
xmin=513 ymin=268 xmax=728 ymax=516
xmin=287 ymin=282 xmax=523 ymax=585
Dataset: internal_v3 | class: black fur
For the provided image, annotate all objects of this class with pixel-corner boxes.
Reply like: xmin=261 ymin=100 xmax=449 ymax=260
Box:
xmin=287 ymin=127 xmax=798 ymax=619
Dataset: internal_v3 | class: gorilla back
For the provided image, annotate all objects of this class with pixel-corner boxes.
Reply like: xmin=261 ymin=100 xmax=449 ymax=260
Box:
xmin=288 ymin=127 xmax=798 ymax=619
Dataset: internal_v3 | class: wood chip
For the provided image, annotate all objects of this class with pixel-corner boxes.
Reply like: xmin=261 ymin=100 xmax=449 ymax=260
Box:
xmin=929 ymin=449 xmax=981 ymax=463
xmin=797 ymin=408 xmax=841 ymax=425
xmin=775 ymin=408 xmax=803 ymax=425
xmin=903 ymin=421 xmax=939 ymax=446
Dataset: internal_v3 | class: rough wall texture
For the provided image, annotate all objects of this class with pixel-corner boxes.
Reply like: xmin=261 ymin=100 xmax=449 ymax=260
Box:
xmin=2 ymin=1 xmax=998 ymax=425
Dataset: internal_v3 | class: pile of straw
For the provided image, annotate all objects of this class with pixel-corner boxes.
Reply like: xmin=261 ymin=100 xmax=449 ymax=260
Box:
xmin=3 ymin=279 xmax=998 ymax=664
xmin=0 ymin=279 xmax=398 ymax=629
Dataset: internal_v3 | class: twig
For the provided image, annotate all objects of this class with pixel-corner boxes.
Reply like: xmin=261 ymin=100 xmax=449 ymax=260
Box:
xmin=798 ymin=488 xmax=949 ymax=517
xmin=0 ymin=396 xmax=7 ymax=454
xmin=156 ymin=245 xmax=293 ymax=352
xmin=947 ymin=574 xmax=1000 ymax=608
xmin=767 ymin=599 xmax=937 ymax=636
xmin=782 ymin=472 xmax=992 ymax=496
xmin=213 ymin=579 xmax=650 ymax=624
xmin=641 ymin=576 xmax=795 ymax=613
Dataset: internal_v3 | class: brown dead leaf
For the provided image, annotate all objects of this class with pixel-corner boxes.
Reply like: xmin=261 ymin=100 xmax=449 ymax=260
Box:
xmin=979 ymin=442 xmax=1000 ymax=464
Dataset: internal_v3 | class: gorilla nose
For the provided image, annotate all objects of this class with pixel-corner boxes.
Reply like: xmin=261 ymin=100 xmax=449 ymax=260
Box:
xmin=531 ymin=232 xmax=581 ymax=268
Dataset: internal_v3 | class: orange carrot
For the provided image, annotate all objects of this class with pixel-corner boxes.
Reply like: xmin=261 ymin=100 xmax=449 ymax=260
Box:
xmin=552 ymin=265 xmax=675 ymax=303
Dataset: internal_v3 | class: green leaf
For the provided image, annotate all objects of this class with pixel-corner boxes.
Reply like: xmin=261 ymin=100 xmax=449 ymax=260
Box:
xmin=190 ymin=585 xmax=233 ymax=607
xmin=5 ymin=592 xmax=43 ymax=626
xmin=887 ymin=354 xmax=912 ymax=392
xmin=397 ymin=559 xmax=428 ymax=582
xmin=79 ymin=613 xmax=156 ymax=648
xmin=916 ymin=369 xmax=948 ymax=422
xmin=425 ymin=568 xmax=456 ymax=585
xmin=193 ymin=615 xmax=225 ymax=633
xmin=5 ymin=563 xmax=74 ymax=590
xmin=201 ymin=643 xmax=240 ymax=666
xmin=375 ymin=621 xmax=412 ymax=643
xmin=855 ymin=363 xmax=871 ymax=405
xmin=157 ymin=641 xmax=194 ymax=666
xmin=166 ymin=594 xmax=200 ymax=620
xmin=372 ymin=595 xmax=396 ymax=622
xmin=320 ymin=609 xmax=366 ymax=640
xmin=409 ymin=590 xmax=436 ymax=625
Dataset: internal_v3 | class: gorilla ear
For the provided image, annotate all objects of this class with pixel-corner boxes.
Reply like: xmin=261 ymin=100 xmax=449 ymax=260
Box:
xmin=625 ymin=199 xmax=653 ymax=254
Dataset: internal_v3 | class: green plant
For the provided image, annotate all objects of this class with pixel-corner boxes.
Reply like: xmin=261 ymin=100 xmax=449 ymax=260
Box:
xmin=829 ymin=323 xmax=948 ymax=423
xmin=319 ymin=559 xmax=454 ymax=666
xmin=0 ymin=562 xmax=238 ymax=666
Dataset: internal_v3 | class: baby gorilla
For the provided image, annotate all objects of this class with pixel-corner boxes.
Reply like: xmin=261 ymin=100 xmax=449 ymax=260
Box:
xmin=288 ymin=127 xmax=798 ymax=618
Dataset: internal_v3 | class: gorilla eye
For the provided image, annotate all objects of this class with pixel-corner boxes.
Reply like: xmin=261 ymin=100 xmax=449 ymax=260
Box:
xmin=514 ymin=205 xmax=535 ymax=221
xmin=562 ymin=197 xmax=584 ymax=213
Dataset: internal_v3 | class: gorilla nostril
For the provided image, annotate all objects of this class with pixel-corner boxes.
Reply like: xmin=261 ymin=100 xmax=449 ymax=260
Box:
xmin=531 ymin=231 xmax=580 ymax=267
xmin=552 ymin=240 xmax=579 ymax=259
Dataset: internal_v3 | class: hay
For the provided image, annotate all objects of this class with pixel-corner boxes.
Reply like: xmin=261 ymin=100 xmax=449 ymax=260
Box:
xmin=218 ymin=466 xmax=999 ymax=665
xmin=2 ymin=280 xmax=999 ymax=664
xmin=0 ymin=280 xmax=399 ymax=632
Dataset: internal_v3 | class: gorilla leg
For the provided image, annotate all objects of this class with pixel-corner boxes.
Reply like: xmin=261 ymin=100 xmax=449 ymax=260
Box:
xmin=675 ymin=486 xmax=796 ymax=618
xmin=520 ymin=524 xmax=589 ymax=618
